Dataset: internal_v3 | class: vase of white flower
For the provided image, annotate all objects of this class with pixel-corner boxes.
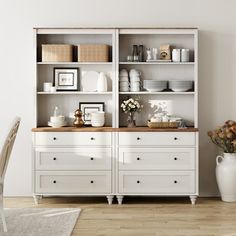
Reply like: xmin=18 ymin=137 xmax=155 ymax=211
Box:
xmin=121 ymin=98 xmax=142 ymax=127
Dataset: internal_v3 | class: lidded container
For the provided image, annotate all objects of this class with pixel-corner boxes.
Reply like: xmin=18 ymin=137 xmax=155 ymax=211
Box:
xmin=181 ymin=49 xmax=190 ymax=62
xmin=172 ymin=49 xmax=181 ymax=62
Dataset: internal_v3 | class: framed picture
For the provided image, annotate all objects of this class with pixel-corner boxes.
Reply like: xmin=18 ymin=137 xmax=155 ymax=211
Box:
xmin=54 ymin=68 xmax=79 ymax=91
xmin=79 ymin=102 xmax=104 ymax=125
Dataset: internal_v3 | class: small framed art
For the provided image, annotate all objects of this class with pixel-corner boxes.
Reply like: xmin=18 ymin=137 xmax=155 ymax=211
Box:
xmin=79 ymin=102 xmax=104 ymax=125
xmin=54 ymin=68 xmax=79 ymax=91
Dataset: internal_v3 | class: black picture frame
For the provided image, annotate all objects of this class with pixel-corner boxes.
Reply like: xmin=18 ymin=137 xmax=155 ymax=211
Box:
xmin=79 ymin=102 xmax=105 ymax=125
xmin=54 ymin=67 xmax=79 ymax=91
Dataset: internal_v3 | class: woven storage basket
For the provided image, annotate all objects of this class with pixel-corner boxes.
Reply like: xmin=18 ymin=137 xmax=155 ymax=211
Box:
xmin=77 ymin=44 xmax=109 ymax=62
xmin=147 ymin=121 xmax=178 ymax=128
xmin=42 ymin=44 xmax=73 ymax=62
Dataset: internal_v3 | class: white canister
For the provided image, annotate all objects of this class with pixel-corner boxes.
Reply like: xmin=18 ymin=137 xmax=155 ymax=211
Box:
xmin=181 ymin=49 xmax=190 ymax=62
xmin=43 ymin=82 xmax=52 ymax=92
xmin=172 ymin=49 xmax=181 ymax=62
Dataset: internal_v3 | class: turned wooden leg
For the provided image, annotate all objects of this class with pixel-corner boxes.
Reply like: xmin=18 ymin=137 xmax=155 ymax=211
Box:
xmin=106 ymin=195 xmax=114 ymax=205
xmin=117 ymin=195 xmax=124 ymax=205
xmin=0 ymin=193 xmax=7 ymax=232
xmin=33 ymin=195 xmax=42 ymax=205
xmin=190 ymin=196 xmax=197 ymax=205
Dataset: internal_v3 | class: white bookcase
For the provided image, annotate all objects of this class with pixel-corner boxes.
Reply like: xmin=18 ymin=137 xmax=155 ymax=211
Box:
xmin=32 ymin=27 xmax=198 ymax=205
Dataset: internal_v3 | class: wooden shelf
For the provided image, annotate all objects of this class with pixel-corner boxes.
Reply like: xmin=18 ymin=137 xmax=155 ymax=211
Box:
xmin=37 ymin=91 xmax=112 ymax=95
xmin=32 ymin=126 xmax=198 ymax=132
xmin=37 ymin=62 xmax=113 ymax=65
xmin=119 ymin=62 xmax=195 ymax=65
xmin=119 ymin=91 xmax=195 ymax=95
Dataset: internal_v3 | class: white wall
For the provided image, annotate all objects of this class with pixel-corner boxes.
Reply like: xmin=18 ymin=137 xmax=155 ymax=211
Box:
xmin=0 ymin=0 xmax=235 ymax=196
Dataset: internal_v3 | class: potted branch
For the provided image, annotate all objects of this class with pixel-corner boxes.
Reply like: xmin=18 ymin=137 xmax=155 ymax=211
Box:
xmin=208 ymin=120 xmax=236 ymax=202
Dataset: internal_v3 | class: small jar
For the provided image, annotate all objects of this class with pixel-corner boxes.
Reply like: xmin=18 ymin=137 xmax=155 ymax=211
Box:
xmin=181 ymin=49 xmax=190 ymax=62
xmin=172 ymin=49 xmax=181 ymax=62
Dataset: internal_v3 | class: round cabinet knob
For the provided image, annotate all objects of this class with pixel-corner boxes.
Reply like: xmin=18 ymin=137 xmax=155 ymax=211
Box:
xmin=137 ymin=137 xmax=141 ymax=140
xmin=53 ymin=157 xmax=57 ymax=161
xmin=137 ymin=180 xmax=140 ymax=184
xmin=90 ymin=137 xmax=95 ymax=140
xmin=53 ymin=137 xmax=57 ymax=140
xmin=90 ymin=157 xmax=94 ymax=161
xmin=174 ymin=157 xmax=178 ymax=161
xmin=53 ymin=180 xmax=56 ymax=184
xmin=174 ymin=137 xmax=178 ymax=140
xmin=174 ymin=180 xmax=178 ymax=184
xmin=90 ymin=180 xmax=94 ymax=184
xmin=137 ymin=157 xmax=140 ymax=160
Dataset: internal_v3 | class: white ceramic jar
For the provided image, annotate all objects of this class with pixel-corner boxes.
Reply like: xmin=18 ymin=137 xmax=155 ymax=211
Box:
xmin=172 ymin=49 xmax=181 ymax=62
xmin=181 ymin=49 xmax=190 ymax=62
xmin=216 ymin=153 xmax=236 ymax=202
xmin=91 ymin=112 xmax=105 ymax=127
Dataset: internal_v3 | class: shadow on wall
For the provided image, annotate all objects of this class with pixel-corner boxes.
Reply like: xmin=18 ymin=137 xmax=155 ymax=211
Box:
xmin=199 ymin=30 xmax=236 ymax=196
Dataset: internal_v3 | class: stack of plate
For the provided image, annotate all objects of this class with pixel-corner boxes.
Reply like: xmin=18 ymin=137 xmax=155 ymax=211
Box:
xmin=169 ymin=80 xmax=193 ymax=92
xmin=143 ymin=80 xmax=167 ymax=92
xmin=119 ymin=69 xmax=129 ymax=92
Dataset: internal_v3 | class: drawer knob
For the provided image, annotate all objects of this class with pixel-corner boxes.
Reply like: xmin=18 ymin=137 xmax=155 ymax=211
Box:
xmin=53 ymin=157 xmax=57 ymax=161
xmin=174 ymin=157 xmax=178 ymax=160
xmin=53 ymin=180 xmax=56 ymax=184
xmin=137 ymin=157 xmax=140 ymax=161
xmin=137 ymin=180 xmax=140 ymax=184
xmin=90 ymin=157 xmax=94 ymax=161
xmin=90 ymin=137 xmax=95 ymax=140
xmin=53 ymin=137 xmax=57 ymax=141
xmin=174 ymin=180 xmax=178 ymax=184
xmin=137 ymin=137 xmax=141 ymax=140
xmin=90 ymin=180 xmax=94 ymax=184
xmin=174 ymin=137 xmax=178 ymax=140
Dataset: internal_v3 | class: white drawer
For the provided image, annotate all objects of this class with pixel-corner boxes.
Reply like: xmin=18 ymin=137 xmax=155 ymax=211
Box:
xmin=119 ymin=171 xmax=195 ymax=194
xmin=35 ymin=148 xmax=112 ymax=170
xmin=119 ymin=132 xmax=195 ymax=146
xmin=119 ymin=148 xmax=195 ymax=170
xmin=35 ymin=171 xmax=111 ymax=194
xmin=34 ymin=132 xmax=112 ymax=146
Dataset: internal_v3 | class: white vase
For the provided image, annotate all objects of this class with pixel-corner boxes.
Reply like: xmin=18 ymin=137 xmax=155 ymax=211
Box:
xmin=216 ymin=153 xmax=236 ymax=202
xmin=97 ymin=72 xmax=108 ymax=92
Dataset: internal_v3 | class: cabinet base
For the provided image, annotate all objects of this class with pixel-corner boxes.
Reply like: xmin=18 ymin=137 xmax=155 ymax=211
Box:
xmin=117 ymin=195 xmax=124 ymax=205
xmin=106 ymin=195 xmax=114 ymax=205
xmin=33 ymin=195 xmax=42 ymax=205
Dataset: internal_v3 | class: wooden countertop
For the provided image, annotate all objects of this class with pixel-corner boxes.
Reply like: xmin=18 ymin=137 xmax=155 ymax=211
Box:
xmin=32 ymin=126 xmax=198 ymax=132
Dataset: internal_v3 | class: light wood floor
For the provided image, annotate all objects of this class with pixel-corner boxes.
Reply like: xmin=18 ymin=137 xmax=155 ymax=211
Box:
xmin=4 ymin=196 xmax=236 ymax=236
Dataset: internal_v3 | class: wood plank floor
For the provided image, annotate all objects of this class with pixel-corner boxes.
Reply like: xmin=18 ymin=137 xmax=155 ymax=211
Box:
xmin=4 ymin=197 xmax=236 ymax=236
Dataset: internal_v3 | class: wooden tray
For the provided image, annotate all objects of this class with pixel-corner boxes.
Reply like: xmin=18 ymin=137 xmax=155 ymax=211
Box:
xmin=147 ymin=121 xmax=178 ymax=128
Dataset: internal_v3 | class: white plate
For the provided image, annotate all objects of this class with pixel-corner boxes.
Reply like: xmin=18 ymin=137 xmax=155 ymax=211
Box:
xmin=48 ymin=121 xmax=67 ymax=128
xmin=81 ymin=71 xmax=99 ymax=92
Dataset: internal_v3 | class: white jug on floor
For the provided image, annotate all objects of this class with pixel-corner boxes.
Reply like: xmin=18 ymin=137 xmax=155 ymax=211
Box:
xmin=97 ymin=72 xmax=108 ymax=92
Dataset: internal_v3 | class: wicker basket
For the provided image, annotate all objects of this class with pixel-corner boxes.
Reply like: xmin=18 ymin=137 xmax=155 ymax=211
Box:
xmin=147 ymin=121 xmax=178 ymax=128
xmin=42 ymin=44 xmax=73 ymax=62
xmin=77 ymin=44 xmax=109 ymax=62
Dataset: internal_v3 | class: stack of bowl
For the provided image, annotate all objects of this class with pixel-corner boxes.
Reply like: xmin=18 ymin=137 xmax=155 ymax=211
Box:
xmin=119 ymin=69 xmax=129 ymax=92
xmin=91 ymin=111 xmax=105 ymax=127
xmin=129 ymin=69 xmax=141 ymax=92
xmin=143 ymin=80 xmax=167 ymax=92
xmin=169 ymin=80 xmax=193 ymax=92
xmin=48 ymin=115 xmax=67 ymax=128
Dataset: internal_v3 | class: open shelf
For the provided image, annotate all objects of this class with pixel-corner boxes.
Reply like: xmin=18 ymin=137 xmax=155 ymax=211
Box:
xmin=37 ymin=62 xmax=113 ymax=65
xmin=37 ymin=91 xmax=113 ymax=95
xmin=119 ymin=62 xmax=195 ymax=65
xmin=119 ymin=91 xmax=195 ymax=95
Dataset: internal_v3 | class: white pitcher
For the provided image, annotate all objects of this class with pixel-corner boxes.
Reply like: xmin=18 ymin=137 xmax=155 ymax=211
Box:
xmin=216 ymin=153 xmax=236 ymax=202
xmin=97 ymin=72 xmax=108 ymax=92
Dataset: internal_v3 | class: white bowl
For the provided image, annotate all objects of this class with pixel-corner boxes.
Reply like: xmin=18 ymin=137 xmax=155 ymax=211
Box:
xmin=169 ymin=80 xmax=193 ymax=92
xmin=119 ymin=69 xmax=128 ymax=77
xmin=50 ymin=115 xmax=65 ymax=123
xmin=129 ymin=69 xmax=141 ymax=77
xmin=143 ymin=80 xmax=167 ymax=91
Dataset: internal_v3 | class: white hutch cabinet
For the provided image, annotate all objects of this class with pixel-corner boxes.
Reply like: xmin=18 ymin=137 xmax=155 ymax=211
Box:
xmin=32 ymin=27 xmax=198 ymax=205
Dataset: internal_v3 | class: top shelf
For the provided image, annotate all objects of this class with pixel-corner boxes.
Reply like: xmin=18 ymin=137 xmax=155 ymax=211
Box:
xmin=37 ymin=62 xmax=113 ymax=65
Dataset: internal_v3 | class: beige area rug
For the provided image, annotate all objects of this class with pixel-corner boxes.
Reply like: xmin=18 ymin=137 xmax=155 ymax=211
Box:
xmin=0 ymin=208 xmax=81 ymax=236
